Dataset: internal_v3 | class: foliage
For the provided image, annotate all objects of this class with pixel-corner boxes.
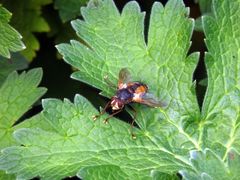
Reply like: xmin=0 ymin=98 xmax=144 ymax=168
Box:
xmin=0 ymin=69 xmax=46 ymax=148
xmin=54 ymin=0 xmax=88 ymax=22
xmin=0 ymin=53 xmax=28 ymax=85
xmin=0 ymin=69 xmax=46 ymax=179
xmin=181 ymin=0 xmax=240 ymax=178
xmin=0 ymin=5 xmax=25 ymax=58
xmin=194 ymin=0 xmax=212 ymax=31
xmin=0 ymin=0 xmax=239 ymax=179
xmin=0 ymin=0 xmax=52 ymax=60
xmin=200 ymin=0 xmax=240 ymax=164
xmin=196 ymin=0 xmax=212 ymax=14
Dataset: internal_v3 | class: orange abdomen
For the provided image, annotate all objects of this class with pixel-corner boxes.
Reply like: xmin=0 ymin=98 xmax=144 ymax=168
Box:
xmin=127 ymin=82 xmax=148 ymax=94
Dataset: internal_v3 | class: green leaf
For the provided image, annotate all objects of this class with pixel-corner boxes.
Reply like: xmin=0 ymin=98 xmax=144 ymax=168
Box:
xmin=0 ymin=53 xmax=28 ymax=85
xmin=0 ymin=0 xmax=52 ymax=60
xmin=0 ymin=68 xmax=46 ymax=179
xmin=0 ymin=171 xmax=15 ymax=180
xmin=46 ymin=14 xmax=80 ymax=45
xmin=194 ymin=17 xmax=204 ymax=32
xmin=151 ymin=171 xmax=180 ymax=180
xmin=228 ymin=149 xmax=240 ymax=179
xmin=0 ymin=0 xmax=200 ymax=179
xmin=77 ymin=165 xmax=130 ymax=179
xmin=0 ymin=95 xmax=192 ymax=179
xmin=0 ymin=68 xmax=47 ymax=148
xmin=0 ymin=5 xmax=25 ymax=58
xmin=196 ymin=0 xmax=212 ymax=14
xmin=54 ymin=0 xmax=88 ymax=22
xmin=180 ymin=149 xmax=240 ymax=179
xmin=57 ymin=0 xmax=200 ymax=136
xmin=179 ymin=0 xmax=240 ymax=178
xmin=77 ymin=165 xmax=180 ymax=180
xmin=198 ymin=78 xmax=207 ymax=87
xmin=1 ymin=0 xmax=240 ymax=179
xmin=194 ymin=0 xmax=212 ymax=32
xmin=200 ymin=0 xmax=240 ymax=158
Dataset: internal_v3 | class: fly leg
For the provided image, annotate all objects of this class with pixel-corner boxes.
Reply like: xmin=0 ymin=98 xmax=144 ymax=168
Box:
xmin=92 ymin=101 xmax=111 ymax=121
xmin=128 ymin=105 xmax=137 ymax=139
xmin=103 ymin=109 xmax=123 ymax=124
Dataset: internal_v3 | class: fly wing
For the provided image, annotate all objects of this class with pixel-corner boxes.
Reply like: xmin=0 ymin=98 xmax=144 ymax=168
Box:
xmin=135 ymin=93 xmax=167 ymax=108
xmin=118 ymin=68 xmax=131 ymax=88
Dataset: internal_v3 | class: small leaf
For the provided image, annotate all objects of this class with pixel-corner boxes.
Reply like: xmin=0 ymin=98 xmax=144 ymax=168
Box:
xmin=196 ymin=0 xmax=213 ymax=14
xmin=0 ymin=68 xmax=47 ymax=148
xmin=179 ymin=149 xmax=240 ymax=179
xmin=0 ymin=0 xmax=52 ymax=60
xmin=194 ymin=0 xmax=212 ymax=31
xmin=198 ymin=78 xmax=207 ymax=87
xmin=54 ymin=0 xmax=88 ymax=22
xmin=0 ymin=68 xmax=46 ymax=179
xmin=0 ymin=5 xmax=25 ymax=58
xmin=0 ymin=53 xmax=28 ymax=85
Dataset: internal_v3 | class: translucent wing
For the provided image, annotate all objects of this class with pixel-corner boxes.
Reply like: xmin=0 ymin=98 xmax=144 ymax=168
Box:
xmin=118 ymin=68 xmax=131 ymax=88
xmin=135 ymin=93 xmax=167 ymax=108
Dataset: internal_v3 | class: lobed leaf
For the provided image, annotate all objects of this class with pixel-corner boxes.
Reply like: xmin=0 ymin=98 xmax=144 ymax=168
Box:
xmin=0 ymin=68 xmax=46 ymax=179
xmin=0 ymin=95 xmax=192 ymax=179
xmin=57 ymin=0 xmax=200 ymax=150
xmin=180 ymin=149 xmax=240 ymax=179
xmin=0 ymin=68 xmax=47 ymax=148
xmin=54 ymin=0 xmax=88 ymax=22
xmin=181 ymin=0 xmax=240 ymax=178
xmin=197 ymin=0 xmax=212 ymax=14
xmin=0 ymin=53 xmax=28 ymax=85
xmin=0 ymin=5 xmax=25 ymax=58
xmin=0 ymin=0 xmax=201 ymax=178
xmin=0 ymin=0 xmax=240 ymax=179
xmin=200 ymin=0 xmax=240 ymax=158
xmin=194 ymin=0 xmax=213 ymax=32
xmin=0 ymin=0 xmax=52 ymax=60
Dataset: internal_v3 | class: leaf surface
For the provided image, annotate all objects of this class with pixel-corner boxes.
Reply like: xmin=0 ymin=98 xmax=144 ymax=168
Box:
xmin=57 ymin=0 xmax=200 ymax=148
xmin=1 ymin=0 xmax=240 ymax=179
xmin=0 ymin=5 xmax=25 ymax=58
xmin=197 ymin=0 xmax=212 ymax=14
xmin=0 ymin=0 xmax=201 ymax=179
xmin=201 ymin=0 xmax=240 ymax=158
xmin=0 ymin=0 xmax=52 ymax=60
xmin=180 ymin=149 xmax=240 ymax=179
xmin=0 ymin=69 xmax=46 ymax=179
xmin=0 ymin=95 xmax=192 ymax=179
xmin=54 ymin=0 xmax=88 ymax=22
xmin=0 ymin=53 xmax=28 ymax=85
xmin=181 ymin=0 xmax=240 ymax=178
xmin=0 ymin=68 xmax=46 ymax=148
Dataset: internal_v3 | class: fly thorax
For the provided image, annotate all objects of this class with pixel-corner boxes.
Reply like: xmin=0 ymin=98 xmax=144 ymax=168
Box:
xmin=117 ymin=89 xmax=133 ymax=101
